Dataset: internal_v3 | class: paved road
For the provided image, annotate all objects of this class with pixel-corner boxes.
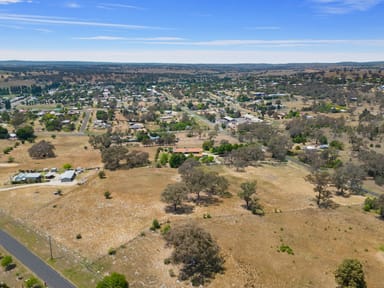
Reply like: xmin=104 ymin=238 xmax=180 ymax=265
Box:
xmin=79 ymin=109 xmax=92 ymax=134
xmin=0 ymin=229 xmax=76 ymax=288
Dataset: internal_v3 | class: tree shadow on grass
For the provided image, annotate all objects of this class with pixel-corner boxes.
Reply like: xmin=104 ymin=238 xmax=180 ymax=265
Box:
xmin=5 ymin=263 xmax=16 ymax=271
xmin=319 ymin=199 xmax=339 ymax=209
xmin=164 ymin=204 xmax=195 ymax=215
xmin=195 ymin=196 xmax=223 ymax=207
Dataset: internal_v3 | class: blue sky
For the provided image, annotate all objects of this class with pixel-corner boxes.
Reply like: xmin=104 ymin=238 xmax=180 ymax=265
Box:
xmin=0 ymin=0 xmax=383 ymax=63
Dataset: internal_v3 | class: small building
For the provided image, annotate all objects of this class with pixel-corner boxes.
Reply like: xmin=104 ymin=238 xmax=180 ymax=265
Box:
xmin=12 ymin=172 xmax=42 ymax=184
xmin=9 ymin=133 xmax=17 ymax=140
xmin=44 ymin=172 xmax=56 ymax=179
xmin=59 ymin=170 xmax=76 ymax=182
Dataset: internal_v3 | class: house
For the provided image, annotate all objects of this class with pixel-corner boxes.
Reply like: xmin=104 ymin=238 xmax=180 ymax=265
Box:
xmin=59 ymin=170 xmax=76 ymax=182
xmin=130 ymin=123 xmax=144 ymax=130
xmin=12 ymin=172 xmax=42 ymax=184
xmin=223 ymin=116 xmax=235 ymax=122
xmin=173 ymin=147 xmax=203 ymax=157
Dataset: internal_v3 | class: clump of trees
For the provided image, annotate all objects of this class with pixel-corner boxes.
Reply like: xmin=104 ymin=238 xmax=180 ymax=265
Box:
xmin=161 ymin=158 xmax=229 ymax=212
xmin=28 ymin=140 xmax=56 ymax=159
xmin=237 ymin=123 xmax=291 ymax=161
xmin=332 ymin=163 xmax=365 ymax=196
xmin=358 ymin=149 xmax=384 ymax=186
xmin=181 ymin=165 xmax=229 ymax=202
xmin=225 ymin=145 xmax=264 ymax=171
xmin=164 ymin=223 xmax=224 ymax=286
xmin=334 ymin=259 xmax=366 ymax=288
xmin=90 ymin=132 xmax=149 ymax=170
xmin=101 ymin=146 xmax=149 ymax=170
xmin=89 ymin=133 xmax=112 ymax=150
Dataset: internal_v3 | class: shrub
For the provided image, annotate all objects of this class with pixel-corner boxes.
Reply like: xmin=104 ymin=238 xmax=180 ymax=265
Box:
xmin=108 ymin=248 xmax=116 ymax=255
xmin=161 ymin=224 xmax=171 ymax=235
xmin=330 ymin=140 xmax=344 ymax=150
xmin=25 ymin=277 xmax=42 ymax=288
xmin=150 ymin=219 xmax=161 ymax=231
xmin=203 ymin=213 xmax=212 ymax=219
xmin=104 ymin=191 xmax=112 ymax=199
xmin=96 ymin=272 xmax=128 ymax=288
xmin=252 ymin=207 xmax=265 ymax=216
xmin=279 ymin=245 xmax=294 ymax=255
xmin=3 ymin=146 xmax=12 ymax=154
xmin=98 ymin=170 xmax=106 ymax=179
xmin=363 ymin=197 xmax=378 ymax=211
xmin=0 ymin=256 xmax=13 ymax=270
xmin=76 ymin=233 xmax=82 ymax=239
xmin=63 ymin=163 xmax=72 ymax=170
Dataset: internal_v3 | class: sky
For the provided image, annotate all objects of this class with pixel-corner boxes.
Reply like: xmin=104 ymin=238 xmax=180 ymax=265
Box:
xmin=0 ymin=0 xmax=383 ymax=63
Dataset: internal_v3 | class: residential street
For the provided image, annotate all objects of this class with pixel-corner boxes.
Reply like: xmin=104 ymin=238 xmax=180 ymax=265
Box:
xmin=0 ymin=229 xmax=76 ymax=288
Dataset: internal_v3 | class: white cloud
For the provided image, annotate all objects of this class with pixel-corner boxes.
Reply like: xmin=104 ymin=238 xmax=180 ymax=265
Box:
xmin=34 ymin=28 xmax=52 ymax=33
xmin=0 ymin=0 xmax=23 ymax=4
xmin=0 ymin=23 xmax=23 ymax=29
xmin=65 ymin=2 xmax=81 ymax=9
xmin=0 ymin=49 xmax=383 ymax=64
xmin=96 ymin=3 xmax=142 ymax=10
xmin=71 ymin=37 xmax=384 ymax=48
xmin=74 ymin=36 xmax=185 ymax=41
xmin=136 ymin=39 xmax=384 ymax=47
xmin=0 ymin=13 xmax=165 ymax=30
xmin=311 ymin=0 xmax=382 ymax=14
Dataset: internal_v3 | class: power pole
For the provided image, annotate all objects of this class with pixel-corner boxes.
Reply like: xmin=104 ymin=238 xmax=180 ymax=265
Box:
xmin=48 ymin=235 xmax=53 ymax=260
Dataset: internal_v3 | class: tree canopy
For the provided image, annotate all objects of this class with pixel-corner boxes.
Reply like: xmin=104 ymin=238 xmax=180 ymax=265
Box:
xmin=0 ymin=126 xmax=9 ymax=139
xmin=305 ymin=171 xmax=331 ymax=207
xmin=164 ymin=223 xmax=224 ymax=285
xmin=161 ymin=182 xmax=189 ymax=212
xmin=101 ymin=146 xmax=128 ymax=170
xmin=28 ymin=140 xmax=55 ymax=159
xmin=238 ymin=181 xmax=257 ymax=209
xmin=335 ymin=259 xmax=366 ymax=288
xmin=16 ymin=125 xmax=35 ymax=141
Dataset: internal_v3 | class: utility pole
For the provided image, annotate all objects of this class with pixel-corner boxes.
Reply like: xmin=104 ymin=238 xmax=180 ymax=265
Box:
xmin=48 ymin=235 xmax=53 ymax=260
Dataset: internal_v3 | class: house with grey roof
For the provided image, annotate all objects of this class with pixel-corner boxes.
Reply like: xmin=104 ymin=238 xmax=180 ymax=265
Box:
xmin=59 ymin=170 xmax=76 ymax=182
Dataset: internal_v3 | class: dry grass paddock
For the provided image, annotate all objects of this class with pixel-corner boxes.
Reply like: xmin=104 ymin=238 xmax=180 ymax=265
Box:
xmin=0 ymin=134 xmax=383 ymax=287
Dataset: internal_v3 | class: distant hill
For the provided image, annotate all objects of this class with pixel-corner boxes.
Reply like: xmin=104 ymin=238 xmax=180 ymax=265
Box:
xmin=0 ymin=60 xmax=384 ymax=73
